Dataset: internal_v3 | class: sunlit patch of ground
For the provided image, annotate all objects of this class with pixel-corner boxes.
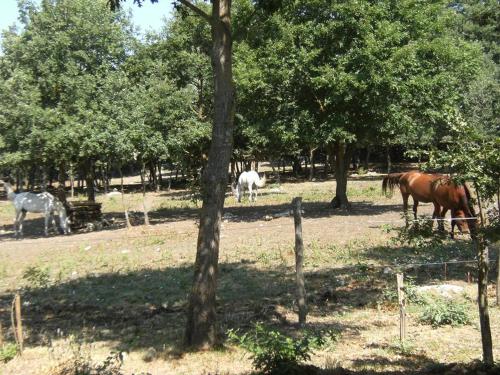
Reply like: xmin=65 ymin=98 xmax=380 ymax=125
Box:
xmin=0 ymin=172 xmax=498 ymax=374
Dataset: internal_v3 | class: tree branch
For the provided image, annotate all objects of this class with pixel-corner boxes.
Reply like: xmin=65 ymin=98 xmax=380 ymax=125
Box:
xmin=176 ymin=0 xmax=212 ymax=24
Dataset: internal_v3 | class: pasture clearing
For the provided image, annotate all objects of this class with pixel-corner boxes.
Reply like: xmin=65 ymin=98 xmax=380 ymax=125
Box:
xmin=0 ymin=175 xmax=498 ymax=374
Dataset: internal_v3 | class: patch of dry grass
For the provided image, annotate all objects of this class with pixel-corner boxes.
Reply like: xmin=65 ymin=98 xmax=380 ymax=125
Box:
xmin=0 ymin=176 xmax=498 ymax=374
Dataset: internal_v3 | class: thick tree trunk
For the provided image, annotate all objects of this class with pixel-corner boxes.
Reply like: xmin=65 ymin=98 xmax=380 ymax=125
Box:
xmin=331 ymin=141 xmax=351 ymax=209
xmin=184 ymin=0 xmax=235 ymax=350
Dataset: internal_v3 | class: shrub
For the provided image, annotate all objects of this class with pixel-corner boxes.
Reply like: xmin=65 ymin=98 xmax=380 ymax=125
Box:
xmin=228 ymin=323 xmax=336 ymax=375
xmin=22 ymin=265 xmax=51 ymax=289
xmin=0 ymin=343 xmax=18 ymax=363
xmin=419 ymin=299 xmax=471 ymax=327
xmin=391 ymin=217 xmax=446 ymax=248
xmin=382 ymin=277 xmax=426 ymax=306
xmin=45 ymin=336 xmax=124 ymax=375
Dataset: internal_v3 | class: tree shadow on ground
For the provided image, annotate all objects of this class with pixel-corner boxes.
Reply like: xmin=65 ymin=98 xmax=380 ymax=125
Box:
xmin=0 ymin=198 xmax=404 ymax=241
xmin=0 ymin=243 xmax=486 ymax=358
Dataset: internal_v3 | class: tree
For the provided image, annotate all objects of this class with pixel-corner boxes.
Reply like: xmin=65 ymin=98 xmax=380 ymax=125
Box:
xmin=239 ymin=0 xmax=485 ymax=208
xmin=111 ymin=0 xmax=235 ymax=349
xmin=0 ymin=0 xmax=135 ymax=199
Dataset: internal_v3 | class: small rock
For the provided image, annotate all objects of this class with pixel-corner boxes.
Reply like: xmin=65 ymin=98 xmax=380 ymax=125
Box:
xmin=84 ymin=245 xmax=91 ymax=251
xmin=264 ymin=215 xmax=273 ymax=221
xmin=417 ymin=284 xmax=464 ymax=298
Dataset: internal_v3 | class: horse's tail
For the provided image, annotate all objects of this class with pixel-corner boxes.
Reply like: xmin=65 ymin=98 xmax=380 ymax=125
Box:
xmin=382 ymin=173 xmax=404 ymax=197
xmin=256 ymin=173 xmax=266 ymax=188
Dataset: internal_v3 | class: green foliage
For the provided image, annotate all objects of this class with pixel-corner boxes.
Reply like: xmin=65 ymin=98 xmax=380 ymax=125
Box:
xmin=419 ymin=299 xmax=471 ymax=328
xmin=382 ymin=276 xmax=426 ymax=306
xmin=391 ymin=218 xmax=446 ymax=248
xmin=0 ymin=343 xmax=18 ymax=363
xmin=228 ymin=323 xmax=336 ymax=374
xmin=22 ymin=265 xmax=51 ymax=289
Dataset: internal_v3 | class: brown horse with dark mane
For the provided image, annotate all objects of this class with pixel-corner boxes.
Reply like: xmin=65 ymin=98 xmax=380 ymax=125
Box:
xmin=382 ymin=171 xmax=476 ymax=238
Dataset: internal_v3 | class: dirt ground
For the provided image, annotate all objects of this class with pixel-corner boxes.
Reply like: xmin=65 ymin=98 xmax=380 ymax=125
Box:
xmin=0 ymin=172 xmax=498 ymax=374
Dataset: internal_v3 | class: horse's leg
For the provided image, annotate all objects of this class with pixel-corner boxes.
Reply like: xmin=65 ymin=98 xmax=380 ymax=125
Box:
xmin=18 ymin=210 xmax=26 ymax=238
xmin=402 ymin=193 xmax=410 ymax=226
xmin=44 ymin=211 xmax=50 ymax=236
xmin=248 ymin=185 xmax=253 ymax=202
xmin=51 ymin=212 xmax=58 ymax=233
xmin=14 ymin=210 xmax=21 ymax=238
xmin=413 ymin=200 xmax=419 ymax=220
xmin=448 ymin=209 xmax=456 ymax=239
xmin=436 ymin=205 xmax=446 ymax=232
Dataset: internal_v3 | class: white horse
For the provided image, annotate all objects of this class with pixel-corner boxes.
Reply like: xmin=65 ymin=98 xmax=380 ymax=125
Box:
xmin=2 ymin=181 xmax=70 ymax=238
xmin=232 ymin=171 xmax=266 ymax=202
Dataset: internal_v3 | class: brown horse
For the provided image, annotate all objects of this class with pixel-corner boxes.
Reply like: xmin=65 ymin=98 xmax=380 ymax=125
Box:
xmin=382 ymin=171 xmax=476 ymax=238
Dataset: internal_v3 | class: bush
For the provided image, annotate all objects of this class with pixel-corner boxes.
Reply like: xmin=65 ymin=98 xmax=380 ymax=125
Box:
xmin=382 ymin=277 xmax=426 ymax=306
xmin=22 ymin=265 xmax=51 ymax=289
xmin=391 ymin=218 xmax=446 ymax=248
xmin=419 ymin=299 xmax=471 ymax=327
xmin=228 ymin=323 xmax=336 ymax=375
xmin=0 ymin=343 xmax=18 ymax=363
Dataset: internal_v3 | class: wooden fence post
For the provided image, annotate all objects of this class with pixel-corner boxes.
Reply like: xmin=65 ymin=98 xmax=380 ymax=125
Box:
xmin=292 ymin=197 xmax=307 ymax=326
xmin=396 ymin=273 xmax=406 ymax=343
xmin=13 ymin=294 xmax=23 ymax=353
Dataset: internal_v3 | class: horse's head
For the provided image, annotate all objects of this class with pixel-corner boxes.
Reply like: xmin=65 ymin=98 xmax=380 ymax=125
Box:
xmin=452 ymin=209 xmax=477 ymax=238
xmin=54 ymin=199 xmax=71 ymax=234
xmin=232 ymin=181 xmax=241 ymax=202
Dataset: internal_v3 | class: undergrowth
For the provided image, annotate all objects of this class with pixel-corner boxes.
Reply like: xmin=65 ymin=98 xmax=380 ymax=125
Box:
xmin=227 ymin=323 xmax=338 ymax=374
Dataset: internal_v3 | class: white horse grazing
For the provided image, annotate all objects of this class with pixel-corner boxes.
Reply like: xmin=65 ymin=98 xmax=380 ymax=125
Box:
xmin=2 ymin=181 xmax=70 ymax=238
xmin=233 ymin=171 xmax=266 ymax=202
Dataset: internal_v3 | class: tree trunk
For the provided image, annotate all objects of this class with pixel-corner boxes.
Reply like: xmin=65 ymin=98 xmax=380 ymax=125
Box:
xmin=41 ymin=166 xmax=47 ymax=192
xmin=352 ymin=148 xmax=360 ymax=171
xmin=292 ymin=156 xmax=301 ymax=176
xmin=386 ymin=145 xmax=391 ymax=174
xmin=308 ymin=147 xmax=317 ymax=181
xmin=119 ymin=166 xmax=131 ymax=229
xmin=157 ymin=162 xmax=163 ymax=190
xmin=69 ymin=163 xmax=74 ymax=198
xmin=331 ymin=141 xmax=351 ymax=209
xmin=184 ymin=0 xmax=235 ymax=350
xmin=364 ymin=146 xmax=370 ymax=170
xmin=86 ymin=161 xmax=95 ymax=202
xmin=57 ymin=163 xmax=67 ymax=205
xmin=327 ymin=143 xmax=335 ymax=174
xmin=140 ymin=161 xmax=150 ymax=226
xmin=474 ymin=187 xmax=494 ymax=364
